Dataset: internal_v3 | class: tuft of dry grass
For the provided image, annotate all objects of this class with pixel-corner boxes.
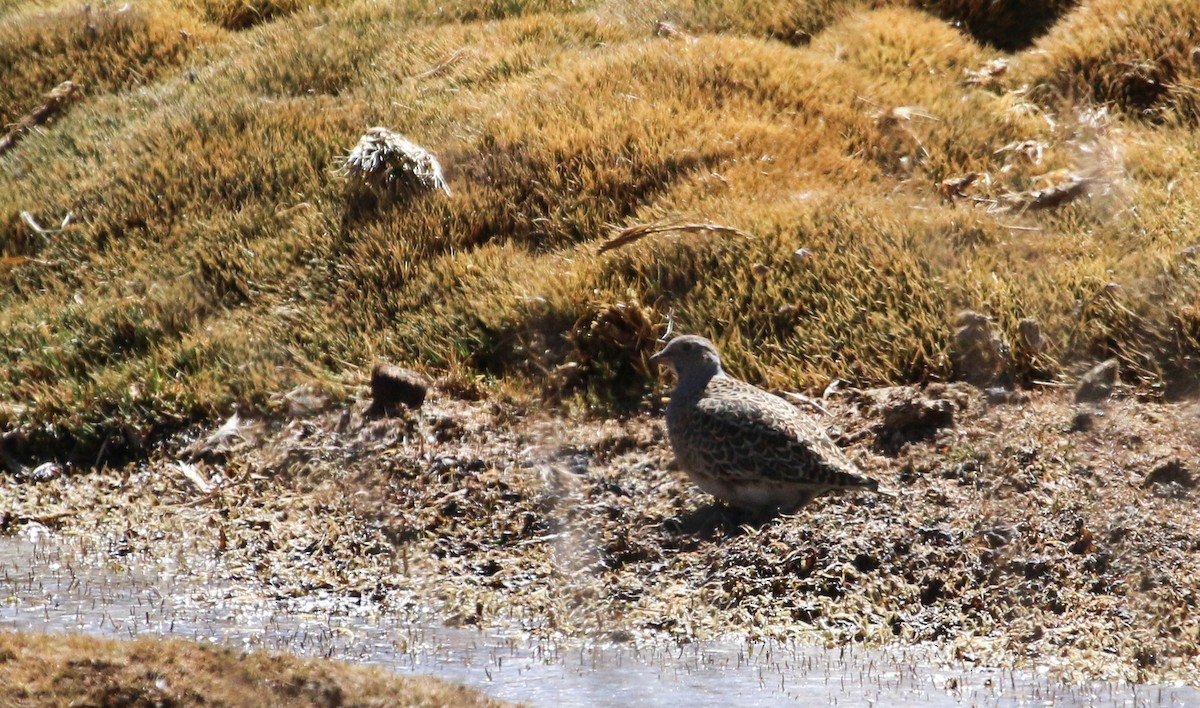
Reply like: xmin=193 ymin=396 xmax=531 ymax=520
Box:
xmin=187 ymin=0 xmax=339 ymax=30
xmin=0 ymin=631 xmax=509 ymax=707
xmin=1018 ymin=0 xmax=1200 ymax=122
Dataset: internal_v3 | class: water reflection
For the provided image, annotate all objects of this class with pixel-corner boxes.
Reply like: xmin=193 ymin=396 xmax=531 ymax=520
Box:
xmin=2 ymin=529 xmax=1196 ymax=707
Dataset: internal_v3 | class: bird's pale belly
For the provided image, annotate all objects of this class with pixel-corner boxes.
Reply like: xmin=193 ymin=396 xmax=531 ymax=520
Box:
xmin=673 ymin=443 xmax=819 ymax=512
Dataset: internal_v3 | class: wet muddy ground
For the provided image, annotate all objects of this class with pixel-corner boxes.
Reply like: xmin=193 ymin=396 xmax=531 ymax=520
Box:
xmin=4 ymin=381 xmax=1200 ymax=700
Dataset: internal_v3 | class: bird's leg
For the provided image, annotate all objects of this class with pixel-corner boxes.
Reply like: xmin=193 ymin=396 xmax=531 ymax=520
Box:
xmin=777 ymin=490 xmax=820 ymax=517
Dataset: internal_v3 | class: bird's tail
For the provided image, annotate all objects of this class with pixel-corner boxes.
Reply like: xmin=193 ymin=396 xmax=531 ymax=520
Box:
xmin=865 ymin=477 xmax=897 ymax=498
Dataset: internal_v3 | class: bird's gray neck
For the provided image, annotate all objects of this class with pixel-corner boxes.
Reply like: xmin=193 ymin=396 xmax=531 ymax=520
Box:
xmin=671 ymin=364 xmax=724 ymax=401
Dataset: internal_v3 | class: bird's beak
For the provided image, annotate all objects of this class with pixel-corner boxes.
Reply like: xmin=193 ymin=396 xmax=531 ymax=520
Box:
xmin=648 ymin=351 xmax=665 ymax=368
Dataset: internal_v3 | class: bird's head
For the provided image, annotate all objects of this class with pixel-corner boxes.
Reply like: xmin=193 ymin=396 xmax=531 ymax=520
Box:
xmin=648 ymin=335 xmax=724 ymax=383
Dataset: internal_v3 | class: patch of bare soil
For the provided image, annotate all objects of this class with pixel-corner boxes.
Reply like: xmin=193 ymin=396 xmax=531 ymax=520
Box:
xmin=0 ymin=630 xmax=508 ymax=707
xmin=4 ymin=382 xmax=1199 ymax=686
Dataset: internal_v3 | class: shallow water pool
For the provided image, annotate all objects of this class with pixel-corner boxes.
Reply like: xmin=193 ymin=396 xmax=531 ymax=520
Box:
xmin=2 ymin=530 xmax=1195 ymax=707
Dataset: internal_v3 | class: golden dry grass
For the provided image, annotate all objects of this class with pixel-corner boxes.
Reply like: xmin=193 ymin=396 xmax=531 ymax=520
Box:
xmin=0 ymin=631 xmax=509 ymax=707
xmin=0 ymin=0 xmax=221 ymax=127
xmin=1020 ymin=0 xmax=1200 ymax=121
xmin=1 ymin=0 xmax=1199 ymax=458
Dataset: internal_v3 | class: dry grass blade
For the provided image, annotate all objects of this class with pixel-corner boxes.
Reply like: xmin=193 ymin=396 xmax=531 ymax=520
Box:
xmin=412 ymin=48 xmax=472 ymax=80
xmin=995 ymin=139 xmax=1047 ymax=164
xmin=778 ymin=390 xmax=832 ymax=417
xmin=598 ymin=222 xmax=752 ymax=253
xmin=172 ymin=461 xmax=213 ymax=494
xmin=184 ymin=413 xmax=262 ymax=463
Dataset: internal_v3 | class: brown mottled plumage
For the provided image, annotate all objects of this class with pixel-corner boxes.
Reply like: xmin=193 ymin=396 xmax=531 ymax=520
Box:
xmin=649 ymin=335 xmax=879 ymax=514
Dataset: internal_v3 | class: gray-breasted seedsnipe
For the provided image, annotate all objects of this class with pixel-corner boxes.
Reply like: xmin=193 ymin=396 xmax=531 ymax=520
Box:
xmin=650 ymin=335 xmax=880 ymax=514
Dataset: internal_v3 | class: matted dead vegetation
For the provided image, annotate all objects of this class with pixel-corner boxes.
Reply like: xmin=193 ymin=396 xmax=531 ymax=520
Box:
xmin=3 ymin=385 xmax=1199 ymax=686
xmin=0 ymin=630 xmax=509 ymax=707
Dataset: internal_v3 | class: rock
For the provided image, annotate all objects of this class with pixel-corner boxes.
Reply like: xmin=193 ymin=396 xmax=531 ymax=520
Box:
xmin=952 ymin=310 xmax=1007 ymax=386
xmin=1075 ymin=359 xmax=1119 ymax=403
xmin=25 ymin=462 xmax=62 ymax=483
xmin=984 ymin=386 xmax=1027 ymax=405
xmin=869 ymin=387 xmax=956 ymax=452
xmin=1144 ymin=459 xmax=1194 ymax=489
xmin=368 ymin=364 xmax=429 ymax=415
xmin=1017 ymin=317 xmax=1046 ymax=354
xmin=1069 ymin=408 xmax=1100 ymax=433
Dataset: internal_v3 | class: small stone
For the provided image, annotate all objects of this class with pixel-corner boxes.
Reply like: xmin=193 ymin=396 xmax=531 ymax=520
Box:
xmin=1144 ymin=459 xmax=1194 ymax=489
xmin=952 ymin=311 xmax=1007 ymax=386
xmin=1017 ymin=317 xmax=1045 ymax=353
xmin=875 ymin=387 xmax=955 ymax=437
xmin=1069 ymin=408 xmax=1098 ymax=432
xmin=369 ymin=364 xmax=428 ymax=413
xmin=25 ymin=462 xmax=62 ymax=483
xmin=1075 ymin=359 xmax=1119 ymax=403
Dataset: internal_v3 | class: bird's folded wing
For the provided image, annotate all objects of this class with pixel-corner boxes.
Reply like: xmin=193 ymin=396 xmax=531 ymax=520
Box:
xmin=692 ymin=394 xmax=872 ymax=488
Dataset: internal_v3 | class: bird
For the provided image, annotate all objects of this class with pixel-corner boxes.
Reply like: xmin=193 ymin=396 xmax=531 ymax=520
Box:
xmin=649 ymin=334 xmax=881 ymax=515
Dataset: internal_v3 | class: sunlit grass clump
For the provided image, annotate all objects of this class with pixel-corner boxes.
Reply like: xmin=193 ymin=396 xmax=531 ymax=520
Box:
xmin=0 ymin=0 xmax=220 ymax=127
xmin=1 ymin=0 xmax=1199 ymax=459
xmin=0 ymin=631 xmax=507 ymax=707
xmin=1019 ymin=0 xmax=1200 ymax=122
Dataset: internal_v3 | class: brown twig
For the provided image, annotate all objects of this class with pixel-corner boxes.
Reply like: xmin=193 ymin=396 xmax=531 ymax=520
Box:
xmin=0 ymin=81 xmax=80 ymax=158
xmin=992 ymin=172 xmax=1092 ymax=214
